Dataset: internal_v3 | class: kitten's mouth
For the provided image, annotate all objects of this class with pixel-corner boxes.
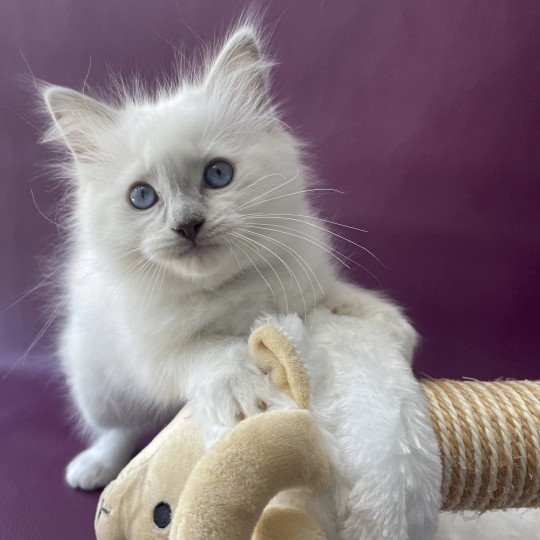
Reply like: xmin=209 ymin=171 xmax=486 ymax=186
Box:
xmin=175 ymin=241 xmax=218 ymax=259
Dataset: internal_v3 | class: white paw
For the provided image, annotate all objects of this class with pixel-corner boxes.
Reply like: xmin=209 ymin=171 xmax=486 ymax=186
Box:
xmin=65 ymin=448 xmax=123 ymax=490
xmin=193 ymin=364 xmax=295 ymax=448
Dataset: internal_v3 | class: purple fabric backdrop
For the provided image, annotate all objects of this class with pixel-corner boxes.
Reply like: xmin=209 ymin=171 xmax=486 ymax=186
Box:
xmin=2 ymin=0 xmax=540 ymax=378
xmin=1 ymin=1 xmax=539 ymax=537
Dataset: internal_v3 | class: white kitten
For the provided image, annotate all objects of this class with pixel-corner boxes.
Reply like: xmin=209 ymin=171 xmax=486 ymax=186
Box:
xmin=42 ymin=24 xmax=417 ymax=490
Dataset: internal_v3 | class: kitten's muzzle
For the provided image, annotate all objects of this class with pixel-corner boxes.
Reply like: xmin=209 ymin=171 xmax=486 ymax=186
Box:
xmin=173 ymin=219 xmax=204 ymax=242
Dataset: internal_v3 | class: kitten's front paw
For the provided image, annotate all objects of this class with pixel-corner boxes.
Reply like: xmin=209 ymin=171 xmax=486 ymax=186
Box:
xmin=193 ymin=364 xmax=294 ymax=448
xmin=65 ymin=447 xmax=123 ymax=490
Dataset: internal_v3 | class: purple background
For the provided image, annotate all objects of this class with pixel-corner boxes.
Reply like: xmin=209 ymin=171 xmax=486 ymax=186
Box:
xmin=1 ymin=1 xmax=539 ymax=538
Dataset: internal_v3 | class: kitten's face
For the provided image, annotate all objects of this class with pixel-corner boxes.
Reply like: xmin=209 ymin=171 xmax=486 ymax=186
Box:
xmin=45 ymin=28 xmax=307 ymax=285
xmin=91 ymin=94 xmax=301 ymax=281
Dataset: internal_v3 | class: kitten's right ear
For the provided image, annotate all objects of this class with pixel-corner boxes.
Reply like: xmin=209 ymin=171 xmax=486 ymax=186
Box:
xmin=43 ymin=86 xmax=116 ymax=163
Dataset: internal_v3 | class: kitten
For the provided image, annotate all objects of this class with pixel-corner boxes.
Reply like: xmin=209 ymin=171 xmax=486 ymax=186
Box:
xmin=42 ymin=24 xmax=417 ymax=490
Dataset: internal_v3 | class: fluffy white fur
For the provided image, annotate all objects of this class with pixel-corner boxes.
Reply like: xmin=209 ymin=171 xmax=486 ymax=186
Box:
xmin=261 ymin=309 xmax=441 ymax=539
xmin=259 ymin=310 xmax=540 ymax=540
xmin=42 ymin=22 xmax=418 ymax=494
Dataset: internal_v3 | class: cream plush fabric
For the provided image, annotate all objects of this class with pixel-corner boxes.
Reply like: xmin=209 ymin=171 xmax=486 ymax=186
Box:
xmin=95 ymin=308 xmax=540 ymax=539
xmin=95 ymin=408 xmax=331 ymax=540
xmin=95 ymin=318 xmax=331 ymax=539
xmin=95 ymin=406 xmax=203 ymax=539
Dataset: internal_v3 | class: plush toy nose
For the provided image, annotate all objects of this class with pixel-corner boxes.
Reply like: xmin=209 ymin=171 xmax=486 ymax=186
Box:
xmin=173 ymin=219 xmax=204 ymax=241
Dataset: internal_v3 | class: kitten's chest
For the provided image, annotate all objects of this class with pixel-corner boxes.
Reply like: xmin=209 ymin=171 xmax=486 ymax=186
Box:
xmin=121 ymin=284 xmax=267 ymax=345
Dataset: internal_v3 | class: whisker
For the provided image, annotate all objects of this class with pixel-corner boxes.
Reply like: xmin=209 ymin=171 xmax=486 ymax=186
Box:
xmin=230 ymin=172 xmax=285 ymax=204
xmin=236 ymin=227 xmax=322 ymax=301
xmin=232 ymin=230 xmax=307 ymax=319
xmin=241 ymin=222 xmax=350 ymax=269
xmin=1 ymin=245 xmax=144 ymax=314
xmin=147 ymin=254 xmax=166 ymax=310
xmin=243 ymin=212 xmax=368 ymax=233
xmin=1 ymin=272 xmax=56 ymax=313
xmin=234 ymin=171 xmax=298 ymax=212
xmin=229 ymin=232 xmax=290 ymax=311
xmin=2 ymin=299 xmax=66 ymax=380
xmin=220 ymin=235 xmax=244 ymax=274
xmin=136 ymin=258 xmax=159 ymax=325
xmin=157 ymin=249 xmax=172 ymax=298
xmin=225 ymin=234 xmax=278 ymax=305
xmin=236 ymin=188 xmax=344 ymax=212
xmin=241 ymin=214 xmax=385 ymax=268
xmin=241 ymin=222 xmax=383 ymax=287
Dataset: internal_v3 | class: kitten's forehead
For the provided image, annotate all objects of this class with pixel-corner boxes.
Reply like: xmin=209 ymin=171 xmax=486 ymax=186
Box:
xmin=123 ymin=88 xmax=258 ymax=169
xmin=126 ymin=100 xmax=198 ymax=160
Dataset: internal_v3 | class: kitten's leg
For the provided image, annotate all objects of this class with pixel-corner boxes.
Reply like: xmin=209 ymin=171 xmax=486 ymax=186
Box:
xmin=65 ymin=426 xmax=142 ymax=490
xmin=322 ymin=280 xmax=419 ymax=362
xmin=62 ymin=361 xmax=160 ymax=490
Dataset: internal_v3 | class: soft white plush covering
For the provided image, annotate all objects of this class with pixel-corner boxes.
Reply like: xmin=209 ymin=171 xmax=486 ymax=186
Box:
xmin=261 ymin=309 xmax=540 ymax=539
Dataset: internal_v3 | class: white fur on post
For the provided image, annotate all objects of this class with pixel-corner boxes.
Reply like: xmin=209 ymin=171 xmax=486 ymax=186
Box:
xmin=250 ymin=311 xmax=540 ymax=540
xmin=256 ymin=309 xmax=441 ymax=540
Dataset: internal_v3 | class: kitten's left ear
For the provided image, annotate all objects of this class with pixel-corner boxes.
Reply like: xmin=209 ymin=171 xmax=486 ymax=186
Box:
xmin=43 ymin=86 xmax=117 ymax=163
xmin=204 ymin=26 xmax=271 ymax=112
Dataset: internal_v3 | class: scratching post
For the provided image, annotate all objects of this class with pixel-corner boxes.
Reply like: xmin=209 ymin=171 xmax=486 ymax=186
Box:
xmin=422 ymin=380 xmax=540 ymax=511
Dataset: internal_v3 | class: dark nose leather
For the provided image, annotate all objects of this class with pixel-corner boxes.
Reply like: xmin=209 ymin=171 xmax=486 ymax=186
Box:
xmin=173 ymin=219 xmax=204 ymax=241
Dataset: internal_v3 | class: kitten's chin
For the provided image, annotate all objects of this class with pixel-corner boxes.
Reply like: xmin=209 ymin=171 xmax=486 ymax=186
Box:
xmin=159 ymin=244 xmax=234 ymax=282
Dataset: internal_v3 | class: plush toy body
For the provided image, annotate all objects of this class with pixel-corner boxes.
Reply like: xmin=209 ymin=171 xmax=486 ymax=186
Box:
xmin=96 ymin=308 xmax=540 ymax=539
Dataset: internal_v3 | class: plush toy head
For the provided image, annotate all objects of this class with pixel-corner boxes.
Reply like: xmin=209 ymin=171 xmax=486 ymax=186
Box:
xmin=95 ymin=406 xmax=204 ymax=539
xmin=95 ymin=323 xmax=329 ymax=539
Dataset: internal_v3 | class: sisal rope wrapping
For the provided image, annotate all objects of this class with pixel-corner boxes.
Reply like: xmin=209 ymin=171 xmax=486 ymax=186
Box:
xmin=421 ymin=380 xmax=540 ymax=511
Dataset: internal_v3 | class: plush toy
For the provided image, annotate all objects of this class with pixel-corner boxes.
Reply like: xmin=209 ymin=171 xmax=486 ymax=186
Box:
xmin=95 ymin=309 xmax=540 ymax=539
xmin=95 ymin=321 xmax=331 ymax=540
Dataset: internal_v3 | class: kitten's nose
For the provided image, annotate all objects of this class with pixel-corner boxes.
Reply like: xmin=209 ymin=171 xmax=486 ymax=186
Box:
xmin=173 ymin=219 xmax=204 ymax=241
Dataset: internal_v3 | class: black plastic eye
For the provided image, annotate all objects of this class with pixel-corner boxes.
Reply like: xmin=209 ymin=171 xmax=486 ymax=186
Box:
xmin=129 ymin=183 xmax=158 ymax=210
xmin=153 ymin=501 xmax=172 ymax=529
xmin=204 ymin=160 xmax=234 ymax=189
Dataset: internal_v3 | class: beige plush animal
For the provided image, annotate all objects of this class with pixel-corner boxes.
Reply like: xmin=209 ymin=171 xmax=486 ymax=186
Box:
xmin=95 ymin=323 xmax=330 ymax=539
xmin=95 ymin=319 xmax=540 ymax=539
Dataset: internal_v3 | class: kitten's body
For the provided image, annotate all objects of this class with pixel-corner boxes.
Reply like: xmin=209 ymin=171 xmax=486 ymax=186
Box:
xmin=43 ymin=25 xmax=416 ymax=496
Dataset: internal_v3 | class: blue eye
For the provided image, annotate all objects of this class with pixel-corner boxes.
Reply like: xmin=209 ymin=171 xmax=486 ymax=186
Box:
xmin=129 ymin=183 xmax=158 ymax=210
xmin=204 ymin=160 xmax=234 ymax=189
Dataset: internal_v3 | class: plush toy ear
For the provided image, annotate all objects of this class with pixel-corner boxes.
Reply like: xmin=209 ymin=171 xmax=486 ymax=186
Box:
xmin=43 ymin=85 xmax=117 ymax=163
xmin=249 ymin=323 xmax=310 ymax=409
xmin=203 ymin=26 xmax=271 ymax=112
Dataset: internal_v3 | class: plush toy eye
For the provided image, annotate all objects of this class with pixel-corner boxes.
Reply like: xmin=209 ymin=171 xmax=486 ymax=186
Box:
xmin=153 ymin=501 xmax=172 ymax=529
xmin=204 ymin=160 xmax=234 ymax=189
xmin=129 ymin=183 xmax=158 ymax=210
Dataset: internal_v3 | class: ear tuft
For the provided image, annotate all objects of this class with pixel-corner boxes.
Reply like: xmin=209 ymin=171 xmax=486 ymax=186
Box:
xmin=204 ymin=25 xmax=272 ymax=113
xmin=221 ymin=26 xmax=262 ymax=65
xmin=43 ymin=85 xmax=116 ymax=163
